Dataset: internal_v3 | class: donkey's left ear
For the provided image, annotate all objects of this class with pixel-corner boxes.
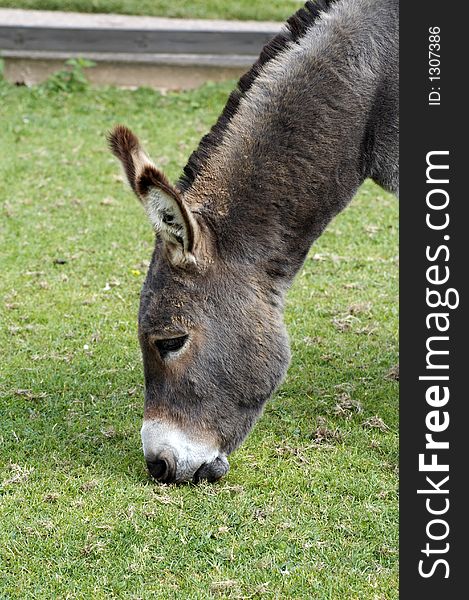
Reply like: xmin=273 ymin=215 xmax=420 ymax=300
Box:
xmin=108 ymin=125 xmax=198 ymax=261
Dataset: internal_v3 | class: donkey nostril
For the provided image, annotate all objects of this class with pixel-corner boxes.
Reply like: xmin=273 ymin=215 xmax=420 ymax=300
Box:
xmin=193 ymin=456 xmax=230 ymax=483
xmin=146 ymin=459 xmax=168 ymax=481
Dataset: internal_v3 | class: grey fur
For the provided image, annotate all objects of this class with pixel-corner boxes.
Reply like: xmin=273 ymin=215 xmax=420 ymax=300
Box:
xmin=110 ymin=0 xmax=398 ymax=483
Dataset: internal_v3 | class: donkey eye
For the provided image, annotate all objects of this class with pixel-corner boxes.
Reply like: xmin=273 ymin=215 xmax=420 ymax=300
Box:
xmin=155 ymin=335 xmax=188 ymax=359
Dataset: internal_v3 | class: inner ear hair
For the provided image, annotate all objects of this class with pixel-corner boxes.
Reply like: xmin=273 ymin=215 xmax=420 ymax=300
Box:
xmin=137 ymin=164 xmax=196 ymax=254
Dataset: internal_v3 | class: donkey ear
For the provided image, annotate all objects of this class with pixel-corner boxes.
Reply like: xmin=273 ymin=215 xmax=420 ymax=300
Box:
xmin=108 ymin=125 xmax=198 ymax=259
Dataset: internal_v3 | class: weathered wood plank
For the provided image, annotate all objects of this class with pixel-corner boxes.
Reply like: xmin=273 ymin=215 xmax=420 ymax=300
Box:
xmin=0 ymin=26 xmax=276 ymax=56
xmin=0 ymin=10 xmax=281 ymax=59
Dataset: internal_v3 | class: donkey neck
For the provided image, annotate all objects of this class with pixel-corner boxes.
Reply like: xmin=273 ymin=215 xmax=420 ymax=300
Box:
xmin=185 ymin=0 xmax=396 ymax=283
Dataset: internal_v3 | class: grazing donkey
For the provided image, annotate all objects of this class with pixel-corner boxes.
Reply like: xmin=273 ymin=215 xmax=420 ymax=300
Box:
xmin=109 ymin=0 xmax=398 ymax=483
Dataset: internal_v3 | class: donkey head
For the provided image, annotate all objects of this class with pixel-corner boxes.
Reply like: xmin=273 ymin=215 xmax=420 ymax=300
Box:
xmin=109 ymin=126 xmax=290 ymax=483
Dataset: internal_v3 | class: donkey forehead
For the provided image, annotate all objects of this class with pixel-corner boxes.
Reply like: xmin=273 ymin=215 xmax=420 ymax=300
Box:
xmin=139 ymin=287 xmax=199 ymax=333
xmin=139 ymin=267 xmax=212 ymax=331
xmin=144 ymin=250 xmax=201 ymax=296
xmin=147 ymin=249 xmax=235 ymax=300
xmin=141 ymin=289 xmax=255 ymax=343
xmin=141 ymin=247 xmax=267 ymax=325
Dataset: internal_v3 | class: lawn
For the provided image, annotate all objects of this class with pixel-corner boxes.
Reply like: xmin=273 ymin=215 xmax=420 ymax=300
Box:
xmin=0 ymin=65 xmax=398 ymax=599
xmin=0 ymin=0 xmax=306 ymax=21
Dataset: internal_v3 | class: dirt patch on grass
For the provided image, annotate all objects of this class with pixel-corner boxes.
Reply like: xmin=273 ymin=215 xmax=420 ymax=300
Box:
xmin=363 ymin=416 xmax=390 ymax=432
xmin=333 ymin=392 xmax=363 ymax=419
xmin=311 ymin=417 xmax=343 ymax=445
xmin=2 ymin=463 xmax=34 ymax=486
xmin=385 ymin=364 xmax=400 ymax=381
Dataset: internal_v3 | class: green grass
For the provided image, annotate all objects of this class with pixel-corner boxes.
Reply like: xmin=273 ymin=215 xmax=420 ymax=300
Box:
xmin=0 ymin=0 xmax=306 ymax=21
xmin=0 ymin=69 xmax=398 ymax=599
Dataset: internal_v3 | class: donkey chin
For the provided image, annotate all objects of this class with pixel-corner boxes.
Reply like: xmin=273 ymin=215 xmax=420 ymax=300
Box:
xmin=141 ymin=420 xmax=230 ymax=484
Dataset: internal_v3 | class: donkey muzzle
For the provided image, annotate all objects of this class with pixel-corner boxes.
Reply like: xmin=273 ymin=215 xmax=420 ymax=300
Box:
xmin=141 ymin=419 xmax=228 ymax=483
xmin=146 ymin=453 xmax=229 ymax=484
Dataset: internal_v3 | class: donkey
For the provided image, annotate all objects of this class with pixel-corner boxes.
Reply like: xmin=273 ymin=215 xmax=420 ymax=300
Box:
xmin=109 ymin=0 xmax=398 ymax=484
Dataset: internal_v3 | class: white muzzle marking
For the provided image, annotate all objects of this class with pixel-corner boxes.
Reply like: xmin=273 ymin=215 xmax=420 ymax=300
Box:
xmin=141 ymin=420 xmax=221 ymax=482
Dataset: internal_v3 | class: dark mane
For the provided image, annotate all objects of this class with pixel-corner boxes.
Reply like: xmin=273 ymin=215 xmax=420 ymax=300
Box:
xmin=177 ymin=0 xmax=336 ymax=193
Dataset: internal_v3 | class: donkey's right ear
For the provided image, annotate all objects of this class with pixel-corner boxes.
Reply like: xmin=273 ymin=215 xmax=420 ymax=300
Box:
xmin=108 ymin=125 xmax=199 ymax=262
